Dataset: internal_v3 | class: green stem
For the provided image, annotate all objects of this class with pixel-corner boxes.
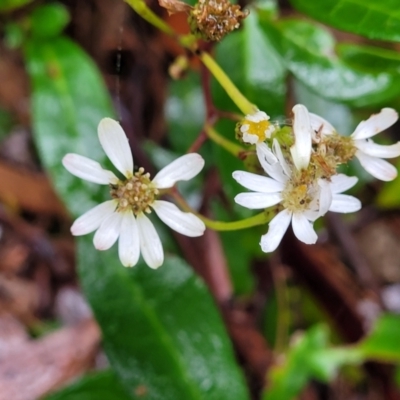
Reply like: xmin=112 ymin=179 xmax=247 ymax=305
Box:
xmin=200 ymin=211 xmax=273 ymax=231
xmin=205 ymin=125 xmax=245 ymax=157
xmin=199 ymin=52 xmax=257 ymax=116
xmin=124 ymin=0 xmax=175 ymax=35
xmin=170 ymin=190 xmax=274 ymax=231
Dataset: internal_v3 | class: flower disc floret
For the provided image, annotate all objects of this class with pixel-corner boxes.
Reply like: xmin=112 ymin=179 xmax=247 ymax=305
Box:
xmin=111 ymin=168 xmax=159 ymax=214
xmin=237 ymin=111 xmax=275 ymax=145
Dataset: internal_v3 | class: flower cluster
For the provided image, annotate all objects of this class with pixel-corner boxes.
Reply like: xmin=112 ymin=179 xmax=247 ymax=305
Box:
xmin=233 ymin=105 xmax=400 ymax=252
xmin=63 ymin=118 xmax=205 ymax=269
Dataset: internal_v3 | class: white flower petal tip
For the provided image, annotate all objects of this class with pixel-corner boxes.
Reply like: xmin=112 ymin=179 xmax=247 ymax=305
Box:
xmin=62 ymin=154 xmax=118 ymax=185
xmin=329 ymin=174 xmax=358 ymax=194
xmin=355 ymin=140 xmax=400 ymax=159
xmin=260 ymin=210 xmax=292 ymax=253
xmin=234 ymin=192 xmax=282 ymax=209
xmin=152 ymin=200 xmax=205 ymax=237
xmin=291 ymin=104 xmax=312 ymax=170
xmin=356 ymin=151 xmax=398 ymax=181
xmin=352 ymin=108 xmax=398 ymax=140
xmin=232 ymin=171 xmax=285 ymax=193
xmin=137 ymin=214 xmax=164 ymax=269
xmin=118 ymin=212 xmax=140 ymax=267
xmin=152 ymin=153 xmax=205 ymax=189
xmin=71 ymin=200 xmax=117 ymax=236
xmin=93 ymin=212 xmax=123 ymax=251
xmin=98 ymin=118 xmax=134 ymax=178
xmin=291 ymin=213 xmax=318 ymax=245
xmin=329 ymin=195 xmax=362 ymax=214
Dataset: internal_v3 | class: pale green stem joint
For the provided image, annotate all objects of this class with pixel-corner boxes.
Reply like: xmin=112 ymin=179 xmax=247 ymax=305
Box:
xmin=124 ymin=0 xmax=175 ymax=35
xmin=200 ymin=52 xmax=257 ymax=116
xmin=206 ymin=125 xmax=245 ymax=157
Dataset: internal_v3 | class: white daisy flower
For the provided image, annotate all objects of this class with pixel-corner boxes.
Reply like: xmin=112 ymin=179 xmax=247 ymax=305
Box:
xmin=62 ymin=118 xmax=206 ymax=269
xmin=239 ymin=110 xmax=276 ymax=145
xmin=233 ymin=139 xmax=361 ymax=253
xmin=310 ymin=108 xmax=400 ymax=181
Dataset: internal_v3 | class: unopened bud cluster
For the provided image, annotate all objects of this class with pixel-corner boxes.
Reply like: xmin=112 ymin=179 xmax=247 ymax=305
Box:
xmin=188 ymin=0 xmax=248 ymax=42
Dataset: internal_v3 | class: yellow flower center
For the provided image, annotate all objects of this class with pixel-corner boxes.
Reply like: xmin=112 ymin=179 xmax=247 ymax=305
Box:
xmin=242 ymin=119 xmax=273 ymax=142
xmin=110 ymin=168 xmax=159 ymax=215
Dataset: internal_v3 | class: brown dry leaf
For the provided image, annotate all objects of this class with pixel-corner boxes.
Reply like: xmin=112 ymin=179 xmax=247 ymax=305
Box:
xmin=0 ymin=275 xmax=40 ymax=325
xmin=158 ymin=0 xmax=191 ymax=15
xmin=0 ymin=319 xmax=100 ymax=400
xmin=0 ymin=161 xmax=67 ymax=217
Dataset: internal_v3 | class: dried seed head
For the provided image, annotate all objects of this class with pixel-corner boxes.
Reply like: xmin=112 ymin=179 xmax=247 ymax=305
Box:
xmin=188 ymin=0 xmax=248 ymax=42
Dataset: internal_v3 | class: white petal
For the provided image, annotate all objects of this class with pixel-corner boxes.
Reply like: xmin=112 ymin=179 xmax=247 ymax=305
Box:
xmin=351 ymin=108 xmax=398 ymax=140
xmin=272 ymin=139 xmax=291 ymax=177
xmin=291 ymin=213 xmax=318 ymax=245
xmin=329 ymin=174 xmax=358 ymax=194
xmin=246 ymin=110 xmax=270 ymax=123
xmin=62 ymin=154 xmax=118 ymax=184
xmin=98 ymin=118 xmax=134 ymax=178
xmin=318 ymin=179 xmax=332 ymax=216
xmin=242 ymin=132 xmax=259 ymax=145
xmin=356 ymin=151 xmax=398 ymax=181
xmin=329 ymin=194 xmax=362 ymax=214
xmin=136 ymin=214 xmax=164 ymax=269
xmin=354 ymin=140 xmax=400 ymax=159
xmin=256 ymin=143 xmax=287 ymax=183
xmin=152 ymin=153 xmax=204 ymax=189
xmin=93 ymin=211 xmax=123 ymax=251
xmin=291 ymin=104 xmax=312 ymax=170
xmin=309 ymin=113 xmax=335 ymax=135
xmin=232 ymin=171 xmax=285 ymax=193
xmin=235 ymin=192 xmax=282 ymax=209
xmin=256 ymin=142 xmax=278 ymax=164
xmin=260 ymin=209 xmax=292 ymax=252
xmin=152 ymin=200 xmax=205 ymax=237
xmin=71 ymin=200 xmax=118 ymax=236
xmin=118 ymin=211 xmax=140 ymax=267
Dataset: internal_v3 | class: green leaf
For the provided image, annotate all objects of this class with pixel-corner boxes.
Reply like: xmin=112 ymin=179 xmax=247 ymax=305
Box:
xmin=263 ymin=325 xmax=362 ymax=400
xmin=338 ymin=43 xmax=400 ymax=73
xmin=263 ymin=326 xmax=329 ymax=400
xmin=166 ymin=72 xmax=204 ymax=154
xmin=215 ymin=10 xmax=286 ymax=118
xmin=290 ymin=0 xmax=400 ymax=42
xmin=30 ymin=3 xmax=70 ymax=38
xmin=45 ymin=370 xmax=132 ymax=400
xmin=261 ymin=18 xmax=400 ymax=107
xmin=24 ymin=36 xmax=115 ymax=218
xmin=79 ymin=244 xmax=250 ymax=400
xmin=358 ymin=314 xmax=400 ymax=362
xmin=0 ymin=0 xmax=32 ymax=11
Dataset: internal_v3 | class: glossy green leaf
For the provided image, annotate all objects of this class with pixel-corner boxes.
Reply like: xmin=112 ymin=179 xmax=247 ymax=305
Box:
xmin=45 ymin=371 xmax=132 ymax=400
xmin=30 ymin=3 xmax=70 ymax=38
xmin=24 ymin=36 xmax=115 ymax=218
xmin=358 ymin=314 xmax=400 ymax=362
xmin=260 ymin=18 xmax=400 ymax=107
xmin=0 ymin=0 xmax=32 ymax=11
xmin=79 ymin=243 xmax=250 ymax=400
xmin=290 ymin=0 xmax=400 ymax=42
xmin=215 ymin=9 xmax=286 ymax=118
xmin=166 ymin=72 xmax=205 ymax=154
xmin=338 ymin=43 xmax=400 ymax=73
